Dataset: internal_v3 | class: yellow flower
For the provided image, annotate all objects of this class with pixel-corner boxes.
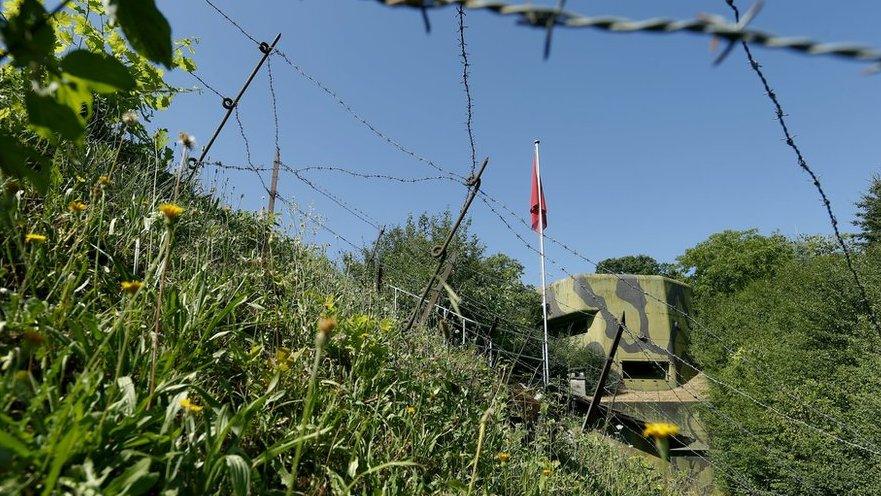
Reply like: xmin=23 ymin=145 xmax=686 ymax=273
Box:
xmin=496 ymin=452 xmax=510 ymax=463
xmin=405 ymin=405 xmax=416 ymax=415
xmin=318 ymin=316 xmax=337 ymax=336
xmin=25 ymin=233 xmax=47 ymax=244
xmin=274 ymin=348 xmax=293 ymax=372
xmin=180 ymin=397 xmax=204 ymax=413
xmin=643 ymin=422 xmax=679 ymax=439
xmin=69 ymin=201 xmax=88 ymax=213
xmin=98 ymin=175 xmax=111 ymax=187
xmin=542 ymin=467 xmax=553 ymax=477
xmin=120 ymin=280 xmax=143 ymax=294
xmin=158 ymin=203 xmax=184 ymax=221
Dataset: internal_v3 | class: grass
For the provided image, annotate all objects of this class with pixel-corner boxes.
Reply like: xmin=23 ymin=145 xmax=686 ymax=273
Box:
xmin=0 ymin=129 xmax=693 ymax=494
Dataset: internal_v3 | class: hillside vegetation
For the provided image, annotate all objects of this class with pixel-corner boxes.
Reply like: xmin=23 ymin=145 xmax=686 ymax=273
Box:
xmin=0 ymin=109 xmax=693 ymax=494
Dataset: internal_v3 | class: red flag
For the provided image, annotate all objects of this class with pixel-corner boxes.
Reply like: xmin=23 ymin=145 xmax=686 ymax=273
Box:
xmin=530 ymin=155 xmax=547 ymax=232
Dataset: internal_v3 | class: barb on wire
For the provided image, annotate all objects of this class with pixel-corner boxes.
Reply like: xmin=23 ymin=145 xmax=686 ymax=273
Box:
xmin=267 ymin=57 xmax=281 ymax=156
xmin=724 ymin=0 xmax=881 ymax=339
xmin=543 ymin=0 xmax=566 ymax=60
xmin=187 ymin=71 xmax=225 ymax=99
xmin=292 ymin=164 xmax=457 ymax=184
xmin=456 ymin=4 xmax=478 ymax=175
xmin=375 ymin=0 xmax=881 ymax=70
xmin=203 ymin=0 xmax=260 ymax=45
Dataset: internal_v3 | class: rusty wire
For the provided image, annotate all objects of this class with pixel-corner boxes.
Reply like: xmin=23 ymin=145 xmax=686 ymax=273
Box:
xmin=724 ymin=0 xmax=881 ymax=339
xmin=375 ymin=0 xmax=881 ymax=70
xmin=457 ymin=4 xmax=478 ymax=175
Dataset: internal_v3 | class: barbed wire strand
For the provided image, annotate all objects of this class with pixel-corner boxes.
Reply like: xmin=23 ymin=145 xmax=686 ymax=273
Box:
xmin=723 ymin=0 xmax=881 ymax=340
xmin=374 ymin=0 xmax=881 ymax=70
xmin=457 ymin=4 xmax=478 ymax=176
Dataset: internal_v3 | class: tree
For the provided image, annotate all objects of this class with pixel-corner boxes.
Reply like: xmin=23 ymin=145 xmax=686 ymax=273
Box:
xmin=676 ymin=229 xmax=794 ymax=301
xmin=345 ymin=212 xmax=542 ymax=361
xmin=595 ymin=254 xmax=679 ymax=278
xmin=854 ymin=174 xmax=881 ymax=247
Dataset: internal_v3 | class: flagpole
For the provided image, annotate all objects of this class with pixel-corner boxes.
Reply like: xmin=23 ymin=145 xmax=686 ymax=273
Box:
xmin=534 ymin=139 xmax=550 ymax=388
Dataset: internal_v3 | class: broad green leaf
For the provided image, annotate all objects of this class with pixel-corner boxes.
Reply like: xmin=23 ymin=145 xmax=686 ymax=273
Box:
xmin=0 ymin=131 xmax=50 ymax=194
xmin=104 ymin=457 xmax=159 ymax=496
xmin=60 ymin=49 xmax=136 ymax=93
xmin=224 ymin=455 xmax=251 ymax=496
xmin=25 ymin=91 xmax=84 ymax=140
xmin=55 ymin=78 xmax=93 ymax=122
xmin=0 ymin=0 xmax=56 ymax=67
xmin=108 ymin=0 xmax=173 ymax=68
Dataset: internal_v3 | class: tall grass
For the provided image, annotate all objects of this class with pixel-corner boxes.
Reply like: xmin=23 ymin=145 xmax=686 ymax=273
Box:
xmin=0 ymin=129 xmax=692 ymax=494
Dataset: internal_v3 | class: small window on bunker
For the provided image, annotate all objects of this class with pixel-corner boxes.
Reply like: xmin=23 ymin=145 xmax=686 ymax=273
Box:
xmin=621 ymin=360 xmax=668 ymax=380
xmin=548 ymin=312 xmax=595 ymax=337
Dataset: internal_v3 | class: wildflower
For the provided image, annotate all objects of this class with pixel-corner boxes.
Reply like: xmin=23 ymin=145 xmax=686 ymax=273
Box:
xmin=318 ymin=316 xmax=337 ymax=336
xmin=180 ymin=397 xmax=204 ymax=413
xmin=22 ymin=329 xmax=45 ymax=346
xmin=158 ymin=203 xmax=184 ymax=221
xmin=274 ymin=348 xmax=292 ymax=372
xmin=98 ymin=175 xmax=111 ymax=187
xmin=542 ymin=467 xmax=553 ymax=477
xmin=643 ymin=422 xmax=679 ymax=439
xmin=68 ymin=201 xmax=87 ymax=213
xmin=405 ymin=405 xmax=416 ymax=415
xmin=121 ymin=110 xmax=139 ymax=127
xmin=643 ymin=422 xmax=678 ymax=462
xmin=25 ymin=233 xmax=46 ymax=244
xmin=178 ymin=132 xmax=196 ymax=150
xmin=323 ymin=295 xmax=335 ymax=312
xmin=496 ymin=452 xmax=510 ymax=463
xmin=121 ymin=280 xmax=143 ymax=294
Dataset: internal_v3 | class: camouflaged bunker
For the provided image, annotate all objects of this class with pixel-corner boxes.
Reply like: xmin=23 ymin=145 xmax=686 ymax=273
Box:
xmin=548 ymin=274 xmax=714 ymax=494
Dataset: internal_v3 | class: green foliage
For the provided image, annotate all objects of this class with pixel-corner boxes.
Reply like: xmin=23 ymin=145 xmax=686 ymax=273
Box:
xmin=595 ymin=254 xmax=680 ymax=279
xmin=691 ymin=249 xmax=881 ymax=495
xmin=0 ymin=124 xmax=692 ymax=495
xmin=0 ymin=0 xmax=182 ymax=192
xmin=677 ymin=229 xmax=794 ymax=301
xmin=344 ymin=212 xmax=543 ymax=370
xmin=854 ymin=174 xmax=881 ymax=247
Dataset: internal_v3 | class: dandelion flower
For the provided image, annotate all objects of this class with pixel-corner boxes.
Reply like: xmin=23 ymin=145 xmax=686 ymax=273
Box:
xmin=158 ymin=203 xmax=184 ymax=221
xmin=405 ymin=405 xmax=416 ymax=415
xmin=98 ymin=175 xmax=111 ymax=187
xmin=496 ymin=452 xmax=510 ymax=463
xmin=180 ymin=397 xmax=204 ymax=413
xmin=25 ymin=233 xmax=46 ymax=244
xmin=121 ymin=110 xmax=139 ymax=127
xmin=542 ymin=467 xmax=553 ymax=477
xmin=318 ymin=316 xmax=337 ymax=336
xmin=69 ymin=201 xmax=87 ymax=213
xmin=121 ymin=280 xmax=143 ymax=294
xmin=178 ymin=132 xmax=196 ymax=150
xmin=643 ymin=422 xmax=679 ymax=439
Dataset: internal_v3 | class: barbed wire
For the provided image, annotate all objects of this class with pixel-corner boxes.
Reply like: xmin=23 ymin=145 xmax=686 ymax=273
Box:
xmin=267 ymin=56 xmax=281 ymax=157
xmin=203 ymin=0 xmax=260 ymax=46
xmin=723 ymin=0 xmax=881 ymax=340
xmin=374 ymin=0 xmax=881 ymax=70
xmin=456 ymin=4 xmax=478 ymax=176
xmin=187 ymin=70 xmax=226 ymax=99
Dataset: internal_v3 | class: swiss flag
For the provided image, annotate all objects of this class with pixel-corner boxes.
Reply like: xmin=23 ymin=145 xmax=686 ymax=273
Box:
xmin=530 ymin=155 xmax=547 ymax=232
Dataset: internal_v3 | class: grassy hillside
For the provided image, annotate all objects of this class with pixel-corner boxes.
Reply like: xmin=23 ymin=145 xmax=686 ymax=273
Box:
xmin=0 ymin=128 xmax=692 ymax=494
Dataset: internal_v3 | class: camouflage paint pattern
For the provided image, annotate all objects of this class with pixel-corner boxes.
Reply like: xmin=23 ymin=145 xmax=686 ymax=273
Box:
xmin=547 ymin=274 xmax=694 ymax=391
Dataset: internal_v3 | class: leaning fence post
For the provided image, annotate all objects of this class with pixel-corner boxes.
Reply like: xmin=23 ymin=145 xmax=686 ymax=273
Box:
xmin=405 ymin=157 xmax=490 ymax=331
xmin=185 ymin=33 xmax=282 ymax=182
xmin=582 ymin=312 xmax=626 ymax=432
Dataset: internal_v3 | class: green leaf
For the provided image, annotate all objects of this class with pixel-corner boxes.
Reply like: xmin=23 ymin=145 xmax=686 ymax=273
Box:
xmin=0 ymin=0 xmax=56 ymax=67
xmin=0 ymin=429 xmax=31 ymax=459
xmin=25 ymin=91 xmax=85 ymax=141
xmin=104 ymin=457 xmax=159 ymax=496
xmin=0 ymin=131 xmax=50 ymax=194
xmin=224 ymin=455 xmax=251 ymax=496
xmin=60 ymin=50 xmax=136 ymax=93
xmin=108 ymin=0 xmax=173 ymax=68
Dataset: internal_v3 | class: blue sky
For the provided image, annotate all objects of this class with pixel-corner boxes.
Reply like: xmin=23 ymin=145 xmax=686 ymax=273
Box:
xmin=152 ymin=0 xmax=881 ymax=286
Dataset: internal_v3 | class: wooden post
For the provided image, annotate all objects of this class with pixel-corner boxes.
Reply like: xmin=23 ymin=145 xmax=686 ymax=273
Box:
xmin=582 ymin=312 xmax=626 ymax=432
xmin=417 ymin=251 xmax=458 ymax=328
xmin=267 ymin=148 xmax=281 ymax=214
